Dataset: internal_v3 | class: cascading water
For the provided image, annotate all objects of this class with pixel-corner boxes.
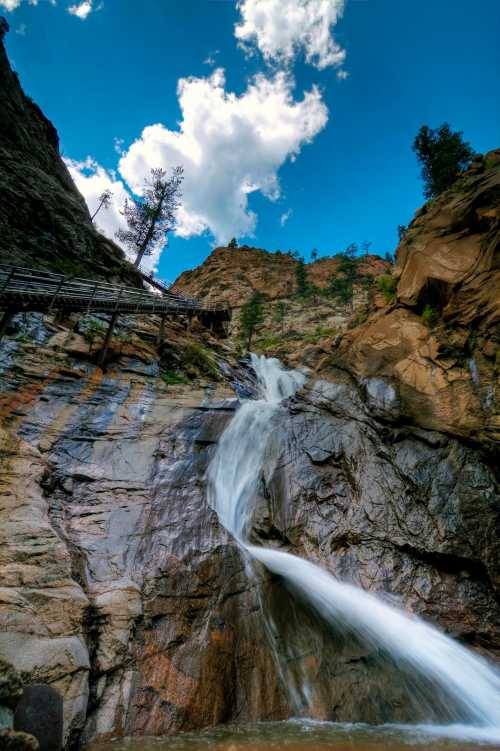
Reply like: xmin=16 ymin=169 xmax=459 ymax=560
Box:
xmin=207 ymin=354 xmax=500 ymax=741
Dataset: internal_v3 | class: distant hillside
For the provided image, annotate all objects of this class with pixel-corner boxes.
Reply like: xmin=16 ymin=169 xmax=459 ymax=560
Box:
xmin=175 ymin=245 xmax=389 ymax=308
xmin=175 ymin=245 xmax=391 ymax=361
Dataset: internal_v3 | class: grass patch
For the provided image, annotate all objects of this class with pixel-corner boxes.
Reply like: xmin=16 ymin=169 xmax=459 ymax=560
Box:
xmin=161 ymin=370 xmax=190 ymax=386
xmin=377 ymin=274 xmax=398 ymax=302
xmin=254 ymin=335 xmax=282 ymax=350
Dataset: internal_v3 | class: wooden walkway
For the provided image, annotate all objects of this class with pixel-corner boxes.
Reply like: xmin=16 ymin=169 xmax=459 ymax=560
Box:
xmin=0 ymin=264 xmax=231 ymax=352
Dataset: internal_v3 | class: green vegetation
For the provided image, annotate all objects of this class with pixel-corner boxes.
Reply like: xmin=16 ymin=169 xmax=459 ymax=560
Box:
xmin=273 ymin=300 xmax=289 ymax=333
xmin=181 ymin=342 xmax=219 ymax=379
xmin=295 ymin=258 xmax=308 ymax=295
xmin=14 ymin=333 xmax=30 ymax=344
xmin=484 ymin=155 xmax=498 ymax=171
xmin=254 ymin=335 xmax=282 ymax=351
xmin=328 ymin=245 xmax=373 ymax=308
xmin=240 ymin=292 xmax=266 ymax=350
xmin=422 ymin=304 xmax=440 ymax=328
xmin=82 ymin=319 xmax=107 ymax=350
xmin=228 ymin=238 xmax=238 ymax=249
xmin=377 ymin=274 xmax=398 ymax=302
xmin=161 ymin=370 xmax=190 ymax=386
xmin=413 ymin=123 xmax=475 ymax=198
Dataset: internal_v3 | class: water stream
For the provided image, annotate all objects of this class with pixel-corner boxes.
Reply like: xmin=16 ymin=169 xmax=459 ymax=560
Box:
xmin=206 ymin=354 xmax=500 ymax=744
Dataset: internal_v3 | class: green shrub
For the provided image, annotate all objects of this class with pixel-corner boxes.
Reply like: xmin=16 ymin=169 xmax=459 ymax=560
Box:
xmin=82 ymin=320 xmax=107 ymax=346
xmin=161 ymin=370 xmax=190 ymax=386
xmin=254 ymin=335 xmax=281 ymax=351
xmin=180 ymin=342 xmax=219 ymax=379
xmin=377 ymin=274 xmax=398 ymax=302
xmin=422 ymin=305 xmax=439 ymax=328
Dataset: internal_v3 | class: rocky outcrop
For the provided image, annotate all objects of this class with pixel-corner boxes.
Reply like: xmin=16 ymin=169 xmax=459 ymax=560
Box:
xmin=0 ymin=313 xmax=289 ymax=744
xmin=176 ymin=246 xmax=390 ymax=362
xmin=333 ymin=151 xmax=500 ymax=448
xmin=0 ymin=24 xmax=138 ymax=283
xmin=175 ymin=246 xmax=389 ymax=309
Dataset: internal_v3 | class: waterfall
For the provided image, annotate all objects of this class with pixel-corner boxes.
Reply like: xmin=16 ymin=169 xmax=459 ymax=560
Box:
xmin=207 ymin=354 xmax=500 ymax=735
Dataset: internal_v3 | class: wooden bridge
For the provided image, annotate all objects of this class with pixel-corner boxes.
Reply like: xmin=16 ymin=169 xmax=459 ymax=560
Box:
xmin=0 ymin=264 xmax=231 ymax=358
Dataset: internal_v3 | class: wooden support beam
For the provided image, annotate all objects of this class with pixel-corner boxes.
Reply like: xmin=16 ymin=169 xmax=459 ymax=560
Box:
xmin=0 ymin=308 xmax=15 ymax=341
xmin=157 ymin=314 xmax=166 ymax=346
xmin=98 ymin=312 xmax=118 ymax=367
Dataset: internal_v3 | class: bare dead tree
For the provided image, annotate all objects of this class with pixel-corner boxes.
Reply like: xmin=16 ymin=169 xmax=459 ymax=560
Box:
xmin=91 ymin=189 xmax=113 ymax=221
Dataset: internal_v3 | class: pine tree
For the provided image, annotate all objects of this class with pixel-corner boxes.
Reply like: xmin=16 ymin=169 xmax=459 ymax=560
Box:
xmin=295 ymin=258 xmax=308 ymax=295
xmin=116 ymin=166 xmax=183 ymax=268
xmin=240 ymin=292 xmax=265 ymax=351
xmin=228 ymin=238 xmax=238 ymax=249
xmin=413 ymin=124 xmax=475 ymax=198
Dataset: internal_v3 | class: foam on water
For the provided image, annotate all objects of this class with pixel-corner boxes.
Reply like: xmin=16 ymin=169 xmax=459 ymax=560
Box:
xmin=207 ymin=354 xmax=500 ymax=741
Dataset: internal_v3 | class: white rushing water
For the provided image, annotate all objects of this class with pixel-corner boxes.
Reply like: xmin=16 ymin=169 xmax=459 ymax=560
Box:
xmin=207 ymin=354 xmax=500 ymax=738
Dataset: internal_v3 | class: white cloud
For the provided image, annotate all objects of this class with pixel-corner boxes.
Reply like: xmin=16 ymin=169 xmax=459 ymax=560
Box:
xmin=235 ymin=0 xmax=346 ymax=71
xmin=67 ymin=0 xmax=93 ymax=19
xmin=280 ymin=208 xmax=292 ymax=226
xmin=118 ymin=68 xmax=328 ymax=244
xmin=65 ymin=157 xmax=162 ymax=272
xmin=337 ymin=69 xmax=349 ymax=80
xmin=0 ymin=0 xmax=39 ymax=11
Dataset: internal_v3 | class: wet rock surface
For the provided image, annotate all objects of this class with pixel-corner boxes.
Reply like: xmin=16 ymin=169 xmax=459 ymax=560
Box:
xmin=0 ymin=314 xmax=498 ymax=741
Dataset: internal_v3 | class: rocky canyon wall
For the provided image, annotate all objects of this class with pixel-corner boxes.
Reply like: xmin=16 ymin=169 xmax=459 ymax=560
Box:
xmin=0 ymin=21 xmax=499 ymax=748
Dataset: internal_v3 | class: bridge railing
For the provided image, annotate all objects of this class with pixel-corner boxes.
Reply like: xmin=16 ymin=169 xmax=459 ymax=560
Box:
xmin=0 ymin=264 xmax=229 ymax=314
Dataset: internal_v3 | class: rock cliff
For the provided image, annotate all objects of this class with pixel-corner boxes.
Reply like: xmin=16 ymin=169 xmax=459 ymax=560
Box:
xmin=334 ymin=150 xmax=500 ymax=448
xmin=0 ymin=23 xmax=138 ymax=283
xmin=0 ymin=309 xmax=499 ymax=744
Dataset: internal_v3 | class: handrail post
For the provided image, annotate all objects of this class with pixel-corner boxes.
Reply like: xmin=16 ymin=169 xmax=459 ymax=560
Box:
xmin=0 ymin=307 xmax=16 ymax=341
xmin=97 ymin=286 xmax=123 ymax=367
xmin=48 ymin=275 xmax=65 ymax=312
xmin=86 ymin=280 xmax=99 ymax=313
xmin=0 ymin=267 xmax=15 ymax=295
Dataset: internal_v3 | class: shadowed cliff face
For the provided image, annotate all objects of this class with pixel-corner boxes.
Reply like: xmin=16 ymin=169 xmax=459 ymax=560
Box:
xmin=0 ymin=27 xmax=138 ymax=283
xmin=0 ymin=313 xmax=499 ymax=745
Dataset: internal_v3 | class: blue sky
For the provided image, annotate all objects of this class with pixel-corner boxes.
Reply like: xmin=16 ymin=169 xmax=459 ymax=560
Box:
xmin=3 ymin=0 xmax=500 ymax=281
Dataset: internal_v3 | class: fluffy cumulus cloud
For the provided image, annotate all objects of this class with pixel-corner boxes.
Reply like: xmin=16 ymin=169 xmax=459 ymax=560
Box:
xmin=235 ymin=0 xmax=346 ymax=71
xmin=118 ymin=68 xmax=328 ymax=244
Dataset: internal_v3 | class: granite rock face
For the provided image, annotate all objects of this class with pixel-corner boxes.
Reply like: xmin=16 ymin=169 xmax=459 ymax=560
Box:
xmin=0 ymin=315 xmax=499 ymax=744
